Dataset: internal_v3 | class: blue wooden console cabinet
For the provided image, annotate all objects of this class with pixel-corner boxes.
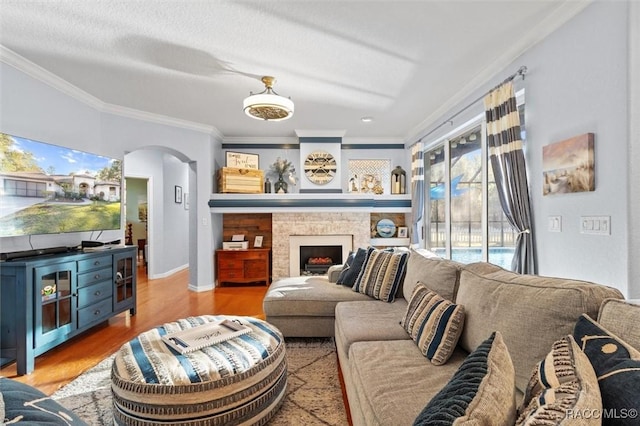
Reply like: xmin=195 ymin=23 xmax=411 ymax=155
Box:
xmin=0 ymin=246 xmax=137 ymax=375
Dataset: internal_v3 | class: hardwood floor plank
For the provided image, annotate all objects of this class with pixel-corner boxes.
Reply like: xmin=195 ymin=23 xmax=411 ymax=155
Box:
xmin=1 ymin=265 xmax=268 ymax=395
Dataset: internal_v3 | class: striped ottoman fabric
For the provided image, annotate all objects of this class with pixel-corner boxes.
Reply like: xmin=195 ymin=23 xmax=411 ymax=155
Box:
xmin=111 ymin=315 xmax=286 ymax=425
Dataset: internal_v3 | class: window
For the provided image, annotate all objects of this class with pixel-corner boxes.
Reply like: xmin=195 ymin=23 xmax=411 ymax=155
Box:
xmin=425 ymin=99 xmax=525 ymax=269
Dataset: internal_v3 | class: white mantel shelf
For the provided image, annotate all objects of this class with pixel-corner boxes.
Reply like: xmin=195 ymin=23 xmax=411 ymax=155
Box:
xmin=209 ymin=193 xmax=411 ymax=213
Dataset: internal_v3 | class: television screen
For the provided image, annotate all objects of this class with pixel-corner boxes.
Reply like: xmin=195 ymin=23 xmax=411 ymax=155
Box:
xmin=0 ymin=132 xmax=122 ymax=237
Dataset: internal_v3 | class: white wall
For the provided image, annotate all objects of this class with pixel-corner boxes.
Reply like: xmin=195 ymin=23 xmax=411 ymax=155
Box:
xmin=525 ymin=2 xmax=628 ymax=294
xmin=415 ymin=1 xmax=631 ymax=296
xmin=629 ymin=1 xmax=640 ymax=299
xmin=0 ymin=61 xmax=217 ymax=291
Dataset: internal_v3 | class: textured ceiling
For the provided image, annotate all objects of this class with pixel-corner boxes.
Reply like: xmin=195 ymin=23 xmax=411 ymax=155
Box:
xmin=0 ymin=1 xmax=588 ymax=141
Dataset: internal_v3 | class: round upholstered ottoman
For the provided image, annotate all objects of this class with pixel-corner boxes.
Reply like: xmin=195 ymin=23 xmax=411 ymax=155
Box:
xmin=111 ymin=315 xmax=286 ymax=425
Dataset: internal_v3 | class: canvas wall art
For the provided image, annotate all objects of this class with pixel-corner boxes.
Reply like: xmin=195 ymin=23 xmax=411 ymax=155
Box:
xmin=542 ymin=133 xmax=595 ymax=196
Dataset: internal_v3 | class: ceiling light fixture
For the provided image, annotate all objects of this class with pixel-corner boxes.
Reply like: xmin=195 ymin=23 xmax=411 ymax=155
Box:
xmin=243 ymin=76 xmax=294 ymax=121
xmin=361 ymin=116 xmax=374 ymax=123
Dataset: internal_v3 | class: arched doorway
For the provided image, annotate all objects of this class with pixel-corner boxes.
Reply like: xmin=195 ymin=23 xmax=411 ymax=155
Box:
xmin=124 ymin=147 xmax=197 ymax=284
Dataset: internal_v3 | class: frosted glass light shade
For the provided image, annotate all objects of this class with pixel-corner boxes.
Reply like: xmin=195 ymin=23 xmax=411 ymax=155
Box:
xmin=243 ymin=93 xmax=294 ymax=121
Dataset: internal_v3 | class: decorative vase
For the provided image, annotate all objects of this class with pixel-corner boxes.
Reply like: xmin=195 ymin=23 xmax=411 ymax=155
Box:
xmin=274 ymin=174 xmax=288 ymax=194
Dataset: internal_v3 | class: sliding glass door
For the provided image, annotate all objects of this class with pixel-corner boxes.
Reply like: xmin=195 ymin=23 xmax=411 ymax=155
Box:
xmin=425 ymin=124 xmax=517 ymax=269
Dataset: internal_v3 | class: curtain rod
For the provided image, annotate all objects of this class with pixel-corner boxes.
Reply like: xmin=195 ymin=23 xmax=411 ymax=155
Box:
xmin=415 ymin=65 xmax=528 ymax=144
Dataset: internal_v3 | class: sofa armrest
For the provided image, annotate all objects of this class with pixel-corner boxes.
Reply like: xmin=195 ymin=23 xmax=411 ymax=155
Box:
xmin=327 ymin=265 xmax=343 ymax=283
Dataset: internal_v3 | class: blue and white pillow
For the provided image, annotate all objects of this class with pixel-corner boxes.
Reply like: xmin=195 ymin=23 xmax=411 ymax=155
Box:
xmin=573 ymin=314 xmax=640 ymax=425
xmin=401 ymin=282 xmax=465 ymax=365
xmin=352 ymin=247 xmax=408 ymax=302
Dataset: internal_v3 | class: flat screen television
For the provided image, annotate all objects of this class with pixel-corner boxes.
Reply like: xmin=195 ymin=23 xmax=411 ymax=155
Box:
xmin=0 ymin=132 xmax=122 ymax=238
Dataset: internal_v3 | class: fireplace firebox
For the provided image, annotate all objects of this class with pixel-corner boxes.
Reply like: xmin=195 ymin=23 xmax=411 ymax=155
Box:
xmin=300 ymin=245 xmax=342 ymax=275
xmin=289 ymin=234 xmax=353 ymax=277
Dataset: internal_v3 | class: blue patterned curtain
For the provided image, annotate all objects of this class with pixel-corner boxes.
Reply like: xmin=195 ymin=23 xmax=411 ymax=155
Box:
xmin=484 ymin=82 xmax=536 ymax=274
xmin=410 ymin=142 xmax=424 ymax=246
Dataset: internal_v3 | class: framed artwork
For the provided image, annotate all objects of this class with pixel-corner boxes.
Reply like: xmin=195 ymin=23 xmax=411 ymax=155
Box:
xmin=174 ymin=185 xmax=182 ymax=203
xmin=398 ymin=227 xmax=408 ymax=238
xmin=226 ymin=151 xmax=259 ymax=169
xmin=542 ymin=133 xmax=595 ymax=196
xmin=254 ymin=235 xmax=264 ymax=248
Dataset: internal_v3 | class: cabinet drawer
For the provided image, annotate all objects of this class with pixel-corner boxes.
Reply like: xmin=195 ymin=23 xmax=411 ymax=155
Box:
xmin=78 ymin=255 xmax=112 ymax=273
xmin=219 ymin=270 xmax=243 ymax=280
xmin=78 ymin=281 xmax=112 ymax=308
xmin=218 ymin=251 xmax=265 ymax=260
xmin=242 ymin=252 xmax=267 ymax=261
xmin=77 ymin=267 xmax=113 ymax=288
xmin=78 ymin=298 xmax=112 ymax=328
xmin=219 ymin=259 xmax=244 ymax=270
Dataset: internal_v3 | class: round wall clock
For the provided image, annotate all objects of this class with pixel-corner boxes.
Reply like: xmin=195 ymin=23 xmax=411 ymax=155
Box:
xmin=304 ymin=150 xmax=337 ymax=185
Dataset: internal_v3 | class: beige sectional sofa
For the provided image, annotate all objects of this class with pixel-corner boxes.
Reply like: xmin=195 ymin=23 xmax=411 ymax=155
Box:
xmin=263 ymin=248 xmax=639 ymax=425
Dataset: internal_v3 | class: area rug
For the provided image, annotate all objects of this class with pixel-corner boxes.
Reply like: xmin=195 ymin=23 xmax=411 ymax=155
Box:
xmin=52 ymin=338 xmax=348 ymax=425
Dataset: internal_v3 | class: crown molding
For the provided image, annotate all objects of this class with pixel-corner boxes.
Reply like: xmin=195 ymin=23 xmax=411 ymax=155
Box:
xmin=0 ymin=45 xmax=105 ymax=110
xmin=0 ymin=45 xmax=221 ymax=138
xmin=101 ymin=103 xmax=222 ymax=138
xmin=343 ymin=137 xmax=406 ymax=146
xmin=294 ymin=129 xmax=346 ymax=138
xmin=405 ymin=0 xmax=593 ymax=143
xmin=223 ymin=136 xmax=299 ymax=145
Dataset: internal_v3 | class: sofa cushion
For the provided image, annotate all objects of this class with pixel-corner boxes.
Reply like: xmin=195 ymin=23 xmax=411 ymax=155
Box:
xmin=456 ymin=268 xmax=624 ymax=393
xmin=335 ymin=300 xmax=410 ymax=363
xmin=401 ymin=282 xmax=465 ymax=365
xmin=263 ymin=275 xmax=372 ymax=318
xmin=516 ymin=335 xmax=601 ymax=425
xmin=336 ymin=248 xmax=367 ymax=286
xmin=0 ymin=377 xmax=88 ymax=425
xmin=353 ymin=247 xmax=409 ymax=302
xmin=348 ymin=339 xmax=468 ymax=426
xmin=573 ymin=314 xmax=640 ymax=425
xmin=597 ymin=298 xmax=640 ymax=351
xmin=327 ymin=264 xmax=343 ymax=283
xmin=413 ymin=331 xmax=516 ymax=426
xmin=402 ymin=251 xmax=462 ymax=303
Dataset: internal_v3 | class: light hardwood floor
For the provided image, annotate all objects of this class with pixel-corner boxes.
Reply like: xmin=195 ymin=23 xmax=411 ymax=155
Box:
xmin=1 ymin=264 xmax=270 ymax=395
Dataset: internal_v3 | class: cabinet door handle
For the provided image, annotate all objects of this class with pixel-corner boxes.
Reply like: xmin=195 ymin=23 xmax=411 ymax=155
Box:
xmin=94 ymin=290 xmax=101 ymax=296
xmin=94 ymin=260 xmax=101 ymax=266
xmin=94 ymin=309 xmax=101 ymax=316
xmin=94 ymin=274 xmax=101 ymax=280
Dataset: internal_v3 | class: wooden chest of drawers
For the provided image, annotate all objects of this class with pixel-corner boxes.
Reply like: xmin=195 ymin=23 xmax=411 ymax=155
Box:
xmin=215 ymin=248 xmax=270 ymax=286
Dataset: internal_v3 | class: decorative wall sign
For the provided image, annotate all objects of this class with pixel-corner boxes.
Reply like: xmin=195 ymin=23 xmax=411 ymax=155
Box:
xmin=226 ymin=151 xmax=259 ymax=169
xmin=542 ymin=133 xmax=595 ymax=196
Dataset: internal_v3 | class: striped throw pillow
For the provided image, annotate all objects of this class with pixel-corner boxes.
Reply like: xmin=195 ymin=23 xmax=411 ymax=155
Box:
xmin=401 ymin=282 xmax=465 ymax=365
xmin=516 ymin=334 xmax=602 ymax=425
xmin=352 ymin=247 xmax=408 ymax=302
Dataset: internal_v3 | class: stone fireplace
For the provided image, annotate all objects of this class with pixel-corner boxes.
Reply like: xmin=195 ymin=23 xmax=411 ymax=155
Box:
xmin=272 ymin=212 xmax=370 ymax=280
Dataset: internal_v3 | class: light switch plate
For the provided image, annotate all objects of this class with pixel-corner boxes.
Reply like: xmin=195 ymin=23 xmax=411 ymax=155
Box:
xmin=580 ymin=216 xmax=610 ymax=235
xmin=548 ymin=216 xmax=562 ymax=232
